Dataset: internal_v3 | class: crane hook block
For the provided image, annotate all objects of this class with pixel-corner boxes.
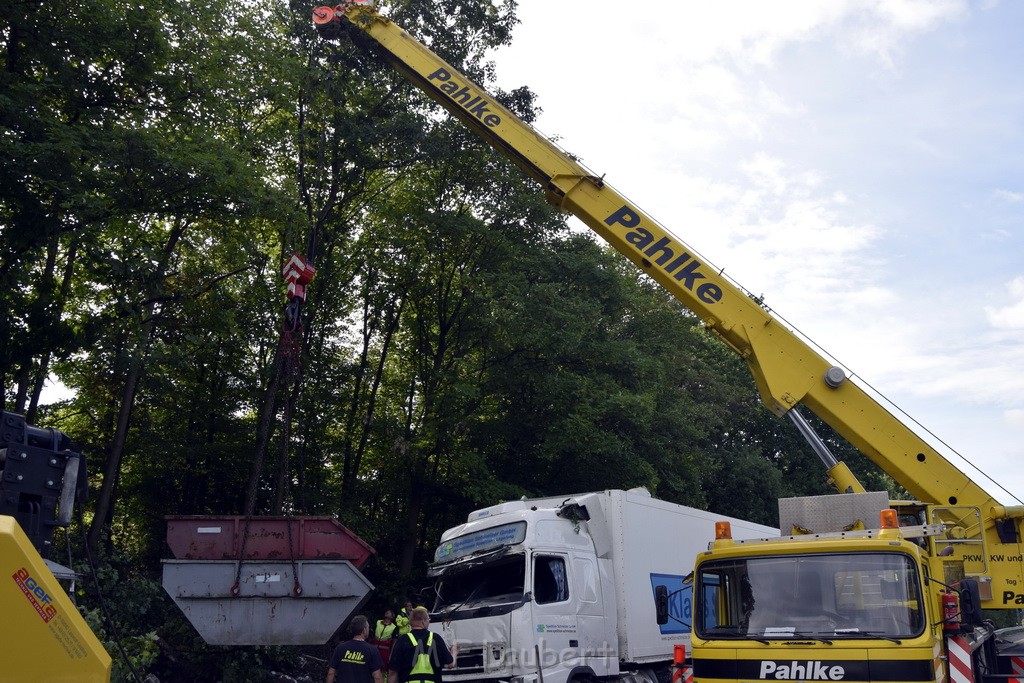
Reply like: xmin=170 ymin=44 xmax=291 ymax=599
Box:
xmin=282 ymin=253 xmax=316 ymax=301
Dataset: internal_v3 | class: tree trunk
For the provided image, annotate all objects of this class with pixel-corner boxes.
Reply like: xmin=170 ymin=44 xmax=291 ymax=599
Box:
xmin=242 ymin=339 xmax=285 ymax=516
xmin=86 ymin=220 xmax=186 ymax=550
xmin=12 ymin=365 xmax=30 ymax=413
xmin=87 ymin=350 xmax=146 ymax=549
xmin=271 ymin=382 xmax=300 ymax=514
xmin=342 ymin=298 xmax=402 ymax=498
xmin=28 ymin=236 xmax=79 ymax=423
xmin=398 ymin=478 xmax=423 ymax=578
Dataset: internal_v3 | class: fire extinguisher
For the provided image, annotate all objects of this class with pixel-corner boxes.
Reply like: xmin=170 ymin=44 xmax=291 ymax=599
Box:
xmin=942 ymin=591 xmax=961 ymax=632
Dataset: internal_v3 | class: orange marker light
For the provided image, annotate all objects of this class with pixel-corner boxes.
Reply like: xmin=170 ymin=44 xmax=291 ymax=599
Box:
xmin=715 ymin=521 xmax=732 ymax=539
xmin=674 ymin=644 xmax=686 ymax=665
xmin=312 ymin=6 xmax=336 ymax=24
xmin=880 ymin=509 xmax=899 ymax=529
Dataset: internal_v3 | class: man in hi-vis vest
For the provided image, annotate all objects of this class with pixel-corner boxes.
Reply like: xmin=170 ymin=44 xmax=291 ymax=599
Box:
xmin=387 ymin=607 xmax=458 ymax=683
xmin=395 ymin=601 xmax=413 ymax=635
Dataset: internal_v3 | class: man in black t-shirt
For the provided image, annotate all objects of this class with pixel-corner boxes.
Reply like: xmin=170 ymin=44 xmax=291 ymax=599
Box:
xmin=327 ymin=615 xmax=384 ymax=683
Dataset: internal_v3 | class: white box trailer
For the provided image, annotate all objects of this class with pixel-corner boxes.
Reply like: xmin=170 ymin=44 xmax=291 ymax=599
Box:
xmin=427 ymin=488 xmax=776 ymax=683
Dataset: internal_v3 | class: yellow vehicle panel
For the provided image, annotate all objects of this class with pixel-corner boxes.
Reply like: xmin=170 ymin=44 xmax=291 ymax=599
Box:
xmin=693 ymin=641 xmax=939 ymax=683
xmin=0 ymin=515 xmax=111 ymax=682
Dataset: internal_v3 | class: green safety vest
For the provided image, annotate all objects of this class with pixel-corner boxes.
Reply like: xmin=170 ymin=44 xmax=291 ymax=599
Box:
xmin=406 ymin=632 xmax=437 ymax=683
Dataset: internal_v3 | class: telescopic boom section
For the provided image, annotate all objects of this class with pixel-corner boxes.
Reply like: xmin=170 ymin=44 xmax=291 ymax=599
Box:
xmin=311 ymin=2 xmax=1019 ymax=522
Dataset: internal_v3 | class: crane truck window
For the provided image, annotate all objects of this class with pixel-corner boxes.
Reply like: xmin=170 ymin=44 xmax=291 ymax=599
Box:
xmin=695 ymin=553 xmax=925 ymax=639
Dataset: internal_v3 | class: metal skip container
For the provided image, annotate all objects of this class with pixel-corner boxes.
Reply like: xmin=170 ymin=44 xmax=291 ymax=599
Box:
xmin=161 ymin=516 xmax=375 ymax=646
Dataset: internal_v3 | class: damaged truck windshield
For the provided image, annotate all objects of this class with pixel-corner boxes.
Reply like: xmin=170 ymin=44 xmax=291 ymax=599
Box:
xmin=433 ymin=554 xmax=526 ymax=612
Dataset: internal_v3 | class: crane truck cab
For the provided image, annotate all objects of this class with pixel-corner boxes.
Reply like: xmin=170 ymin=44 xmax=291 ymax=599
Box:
xmin=690 ymin=492 xmax=996 ymax=683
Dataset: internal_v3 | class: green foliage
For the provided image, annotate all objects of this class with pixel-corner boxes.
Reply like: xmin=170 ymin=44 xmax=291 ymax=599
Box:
xmin=72 ymin=532 xmax=167 ymax=681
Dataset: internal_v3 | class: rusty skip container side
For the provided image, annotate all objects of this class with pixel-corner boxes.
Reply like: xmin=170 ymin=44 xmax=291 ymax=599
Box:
xmin=165 ymin=516 xmax=375 ymax=566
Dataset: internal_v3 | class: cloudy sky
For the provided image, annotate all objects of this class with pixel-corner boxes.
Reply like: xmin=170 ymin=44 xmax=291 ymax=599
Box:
xmin=492 ymin=0 xmax=1024 ymax=503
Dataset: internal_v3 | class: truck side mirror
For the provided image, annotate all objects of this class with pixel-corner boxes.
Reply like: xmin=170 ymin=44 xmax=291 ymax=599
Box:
xmin=959 ymin=579 xmax=984 ymax=627
xmin=655 ymin=585 xmax=669 ymax=625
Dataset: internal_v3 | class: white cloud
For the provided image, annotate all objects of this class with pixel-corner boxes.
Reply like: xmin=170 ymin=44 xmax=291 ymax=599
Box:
xmin=985 ymin=228 xmax=1014 ymax=241
xmin=898 ymin=345 xmax=1024 ymax=404
xmin=720 ymin=156 xmax=883 ymax=299
xmin=499 ymin=0 xmax=972 ymax=163
xmin=994 ymin=189 xmax=1024 ymax=203
xmin=631 ymin=1 xmax=968 ymax=68
xmin=985 ymin=277 xmax=1024 ymax=329
xmin=498 ymin=0 xmax=1024 ymax=500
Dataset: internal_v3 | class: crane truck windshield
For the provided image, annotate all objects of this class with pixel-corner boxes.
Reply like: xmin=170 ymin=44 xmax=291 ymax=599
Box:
xmin=696 ymin=552 xmax=925 ymax=640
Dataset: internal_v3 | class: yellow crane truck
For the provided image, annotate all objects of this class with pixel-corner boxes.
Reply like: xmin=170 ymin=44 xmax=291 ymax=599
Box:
xmin=312 ymin=4 xmax=1024 ymax=682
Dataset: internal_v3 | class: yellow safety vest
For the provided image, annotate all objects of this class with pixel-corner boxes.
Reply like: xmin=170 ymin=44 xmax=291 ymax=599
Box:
xmin=406 ymin=631 xmax=436 ymax=683
xmin=375 ymin=620 xmax=396 ymax=640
